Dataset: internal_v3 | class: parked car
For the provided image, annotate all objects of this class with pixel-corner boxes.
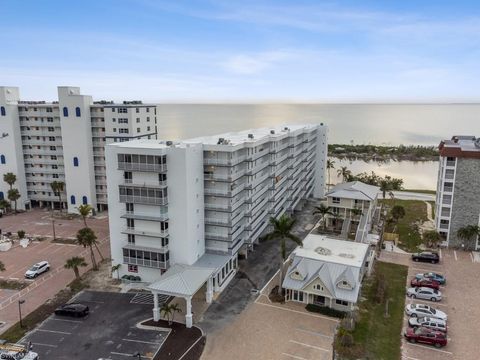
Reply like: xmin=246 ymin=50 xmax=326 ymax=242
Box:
xmin=410 ymin=277 xmax=440 ymax=290
xmin=405 ymin=303 xmax=447 ymax=321
xmin=407 ymin=287 xmax=442 ymax=302
xmin=412 ymin=251 xmax=440 ymax=264
xmin=54 ymin=303 xmax=89 ymax=317
xmin=408 ymin=316 xmax=447 ymax=332
xmin=404 ymin=326 xmax=447 ymax=348
xmin=415 ymin=272 xmax=446 ymax=285
xmin=25 ymin=261 xmax=50 ymax=279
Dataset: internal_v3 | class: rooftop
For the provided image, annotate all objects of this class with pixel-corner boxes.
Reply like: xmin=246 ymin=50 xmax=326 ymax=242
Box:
xmin=326 ymin=181 xmax=379 ymax=201
xmin=439 ymin=135 xmax=480 ymax=158
xmin=293 ymin=234 xmax=370 ymax=268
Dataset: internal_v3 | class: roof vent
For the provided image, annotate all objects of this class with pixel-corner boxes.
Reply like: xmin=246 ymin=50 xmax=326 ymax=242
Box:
xmin=270 ymin=130 xmax=275 ymax=134
xmin=475 ymin=138 xmax=480 ymax=149
xmin=248 ymin=133 xmax=254 ymax=139
xmin=284 ymin=127 xmax=290 ymax=131
xmin=166 ymin=141 xmax=173 ymax=146
xmin=217 ymin=137 xmax=225 ymax=145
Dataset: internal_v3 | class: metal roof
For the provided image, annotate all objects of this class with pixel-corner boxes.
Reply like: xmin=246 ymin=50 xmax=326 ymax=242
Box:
xmin=326 ymin=181 xmax=379 ymax=201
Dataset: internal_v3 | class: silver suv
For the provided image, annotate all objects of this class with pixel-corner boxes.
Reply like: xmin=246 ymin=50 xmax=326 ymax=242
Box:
xmin=409 ymin=316 xmax=447 ymax=332
xmin=407 ymin=287 xmax=442 ymax=302
xmin=25 ymin=261 xmax=50 ymax=279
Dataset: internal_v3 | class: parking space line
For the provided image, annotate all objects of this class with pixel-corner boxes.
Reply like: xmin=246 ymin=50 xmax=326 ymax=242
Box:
xmin=403 ymin=356 xmax=422 ymax=360
xmin=122 ymin=338 xmax=162 ymax=345
xmin=410 ymin=268 xmax=444 ymax=274
xmin=49 ymin=318 xmax=83 ymax=324
xmin=282 ymin=353 xmax=307 ymax=360
xmin=454 ymin=251 xmax=457 ymax=261
xmin=111 ymin=351 xmax=153 ymax=359
xmin=405 ymin=343 xmax=453 ymax=355
xmin=31 ymin=342 xmax=58 ymax=348
xmin=36 ymin=329 xmax=71 ymax=335
xmin=406 ymin=299 xmax=448 ymax=308
xmin=295 ymin=327 xmax=333 ymax=339
xmin=289 ymin=340 xmax=329 ymax=352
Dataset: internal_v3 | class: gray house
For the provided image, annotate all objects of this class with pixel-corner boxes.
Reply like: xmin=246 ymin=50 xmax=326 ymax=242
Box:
xmin=282 ymin=234 xmax=373 ymax=311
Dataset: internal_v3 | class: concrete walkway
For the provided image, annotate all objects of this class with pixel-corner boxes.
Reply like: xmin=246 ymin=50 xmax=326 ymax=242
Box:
xmin=385 ymin=191 xmax=435 ymax=202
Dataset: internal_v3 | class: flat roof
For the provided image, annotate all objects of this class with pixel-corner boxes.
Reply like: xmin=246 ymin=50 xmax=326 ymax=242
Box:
xmin=439 ymin=135 xmax=480 ymax=158
xmin=109 ymin=139 xmax=170 ymax=150
xmin=293 ymin=234 xmax=369 ymax=268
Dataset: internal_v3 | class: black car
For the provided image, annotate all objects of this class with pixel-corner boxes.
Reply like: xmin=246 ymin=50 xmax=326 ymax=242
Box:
xmin=54 ymin=303 xmax=89 ymax=317
xmin=412 ymin=252 xmax=440 ymax=264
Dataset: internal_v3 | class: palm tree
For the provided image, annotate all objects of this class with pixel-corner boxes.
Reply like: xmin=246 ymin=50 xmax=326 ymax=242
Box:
xmin=0 ymin=261 xmax=5 ymax=272
xmin=391 ymin=205 xmax=406 ymax=225
xmin=111 ymin=264 xmax=121 ymax=280
xmin=76 ymin=204 xmax=104 ymax=260
xmin=457 ymin=225 xmax=480 ymax=249
xmin=50 ymin=181 xmax=65 ymax=211
xmin=7 ymin=188 xmax=20 ymax=214
xmin=3 ymin=172 xmax=16 ymax=190
xmin=313 ymin=204 xmax=333 ymax=231
xmin=0 ymin=199 xmax=10 ymax=212
xmin=264 ymin=214 xmax=303 ymax=294
xmin=77 ymin=227 xmax=99 ymax=271
xmin=337 ymin=166 xmax=352 ymax=183
xmin=160 ymin=302 xmax=182 ymax=325
xmin=64 ymin=256 xmax=87 ymax=280
xmin=77 ymin=204 xmax=93 ymax=227
xmin=388 ymin=191 xmax=395 ymax=208
xmin=423 ymin=230 xmax=442 ymax=248
xmin=326 ymin=159 xmax=335 ymax=190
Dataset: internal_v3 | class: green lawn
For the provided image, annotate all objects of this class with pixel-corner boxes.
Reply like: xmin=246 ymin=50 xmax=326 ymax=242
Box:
xmin=401 ymin=189 xmax=436 ymax=195
xmin=351 ymin=262 xmax=408 ymax=360
xmin=385 ymin=199 xmax=428 ymax=252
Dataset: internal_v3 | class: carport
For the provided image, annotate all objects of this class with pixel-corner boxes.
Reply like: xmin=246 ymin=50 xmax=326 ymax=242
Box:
xmin=148 ymin=264 xmax=215 ymax=328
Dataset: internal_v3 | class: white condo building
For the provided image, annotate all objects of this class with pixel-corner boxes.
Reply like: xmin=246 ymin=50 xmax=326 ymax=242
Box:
xmin=0 ymin=86 xmax=158 ymax=213
xmin=106 ymin=124 xmax=328 ymax=326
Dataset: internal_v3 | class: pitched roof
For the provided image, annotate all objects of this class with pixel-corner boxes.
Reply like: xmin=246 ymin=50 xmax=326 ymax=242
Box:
xmin=326 ymin=181 xmax=379 ymax=201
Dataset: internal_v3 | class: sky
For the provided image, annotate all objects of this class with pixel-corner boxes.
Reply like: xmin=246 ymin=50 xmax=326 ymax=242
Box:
xmin=1 ymin=0 xmax=480 ymax=102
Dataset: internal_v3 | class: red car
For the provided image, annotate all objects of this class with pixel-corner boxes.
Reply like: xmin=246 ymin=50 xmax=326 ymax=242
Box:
xmin=404 ymin=326 xmax=447 ymax=348
xmin=410 ymin=277 xmax=440 ymax=290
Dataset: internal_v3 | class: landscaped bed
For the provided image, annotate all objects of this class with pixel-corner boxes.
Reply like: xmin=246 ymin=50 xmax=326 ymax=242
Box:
xmin=141 ymin=319 xmax=205 ymax=360
xmin=336 ymin=261 xmax=408 ymax=359
xmin=0 ymin=279 xmax=29 ymax=290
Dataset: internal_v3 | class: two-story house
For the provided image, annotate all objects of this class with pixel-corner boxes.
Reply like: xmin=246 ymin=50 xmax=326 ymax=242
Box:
xmin=324 ymin=181 xmax=379 ymax=242
xmin=282 ymin=234 xmax=372 ymax=311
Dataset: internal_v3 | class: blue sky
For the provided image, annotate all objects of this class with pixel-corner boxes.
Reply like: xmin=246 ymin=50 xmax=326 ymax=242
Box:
xmin=1 ymin=0 xmax=480 ymax=102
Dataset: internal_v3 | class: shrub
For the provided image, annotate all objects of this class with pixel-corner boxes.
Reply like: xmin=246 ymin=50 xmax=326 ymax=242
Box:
xmin=17 ymin=230 xmax=26 ymax=239
xmin=305 ymin=304 xmax=347 ymax=318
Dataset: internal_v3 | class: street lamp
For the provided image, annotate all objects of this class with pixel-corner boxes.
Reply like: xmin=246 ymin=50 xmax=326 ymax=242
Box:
xmin=132 ymin=352 xmax=142 ymax=359
xmin=18 ymin=299 xmax=25 ymax=328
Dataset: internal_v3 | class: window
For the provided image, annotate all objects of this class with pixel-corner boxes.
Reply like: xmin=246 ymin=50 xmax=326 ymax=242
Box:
xmin=47 ymin=117 xmax=53 ymax=122
xmin=136 ymin=108 xmax=139 ymax=113
xmin=146 ymin=117 xmax=150 ymax=122
xmin=147 ymin=126 xmax=150 ymax=131
xmin=50 ymin=146 xmax=56 ymax=150
xmin=112 ymin=108 xmax=116 ymax=112
xmin=128 ymin=264 xmax=138 ymax=273
xmin=137 ymin=128 xmax=141 ymax=133
xmin=118 ymin=108 xmax=128 ymax=113
xmin=51 ymin=155 xmax=57 ymax=160
xmin=0 ymin=106 xmax=5 ymax=116
xmin=332 ymin=197 xmax=340 ymax=204
xmin=314 ymin=284 xmax=324 ymax=291
xmin=49 ymin=136 xmax=55 ymax=141
xmin=63 ymin=107 xmax=68 ymax=117
xmin=73 ymin=157 xmax=79 ymax=167
xmin=82 ymin=196 xmax=88 ymax=204
xmin=136 ymin=118 xmax=140 ymax=123
xmin=119 ymin=128 xmax=129 ymax=134
xmin=75 ymin=107 xmax=81 ymax=117
xmin=46 ymin=107 xmax=53 ymax=113
xmin=146 ymin=107 xmax=150 ymax=113
xmin=128 ymin=234 xmax=135 ymax=244
xmin=118 ymin=118 xmax=128 ymax=124
xmin=0 ymin=191 xmax=3 ymax=200
xmin=52 ymin=165 xmax=58 ymax=169
xmin=70 ymin=195 xmax=76 ymax=204
xmin=53 ymin=174 xmax=59 ymax=178
xmin=113 ymin=128 xmax=117 ymax=132
xmin=0 ymin=155 xmax=5 ymax=164
xmin=48 ymin=127 xmax=54 ymax=132
xmin=335 ymin=299 xmax=348 ymax=306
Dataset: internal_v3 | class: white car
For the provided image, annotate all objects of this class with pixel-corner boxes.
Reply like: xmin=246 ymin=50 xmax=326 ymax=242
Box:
xmin=405 ymin=303 xmax=447 ymax=321
xmin=407 ymin=287 xmax=442 ymax=302
xmin=408 ymin=316 xmax=447 ymax=332
xmin=25 ymin=261 xmax=50 ymax=279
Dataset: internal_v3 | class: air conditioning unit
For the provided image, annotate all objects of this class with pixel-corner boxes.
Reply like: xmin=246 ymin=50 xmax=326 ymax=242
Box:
xmin=248 ymin=134 xmax=254 ymax=139
xmin=270 ymin=130 xmax=275 ymax=134
xmin=166 ymin=141 xmax=173 ymax=146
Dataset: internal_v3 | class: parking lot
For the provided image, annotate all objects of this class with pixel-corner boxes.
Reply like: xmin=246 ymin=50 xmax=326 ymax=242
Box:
xmin=0 ymin=209 xmax=110 ymax=329
xmin=21 ymin=291 xmax=168 ymax=360
xmin=382 ymin=248 xmax=480 ymax=360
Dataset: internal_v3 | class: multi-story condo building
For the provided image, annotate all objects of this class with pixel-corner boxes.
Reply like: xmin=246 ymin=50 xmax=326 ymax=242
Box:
xmin=0 ymin=86 xmax=158 ymax=213
xmin=324 ymin=181 xmax=379 ymax=243
xmin=106 ymin=124 xmax=328 ymax=326
xmin=435 ymin=135 xmax=480 ymax=250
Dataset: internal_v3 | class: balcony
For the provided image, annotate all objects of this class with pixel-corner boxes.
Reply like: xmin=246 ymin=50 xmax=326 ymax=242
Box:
xmin=121 ymin=211 xmax=168 ymax=222
xmin=118 ymin=162 xmax=167 ymax=172
xmin=123 ymin=256 xmax=169 ymax=270
xmin=123 ymin=180 xmax=167 ymax=188
xmin=119 ymin=195 xmax=168 ymax=206
xmin=203 ymin=155 xmax=247 ymax=166
xmin=122 ymin=227 xmax=169 ymax=239
xmin=204 ymin=199 xmax=244 ymax=212
xmin=443 ymin=186 xmax=453 ymax=193
xmin=204 ymin=169 xmax=246 ymax=182
xmin=204 ymin=183 xmax=245 ymax=197
xmin=446 ymin=160 xmax=456 ymax=167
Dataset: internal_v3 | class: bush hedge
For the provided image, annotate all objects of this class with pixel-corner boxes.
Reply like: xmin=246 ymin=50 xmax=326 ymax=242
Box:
xmin=305 ymin=304 xmax=347 ymax=318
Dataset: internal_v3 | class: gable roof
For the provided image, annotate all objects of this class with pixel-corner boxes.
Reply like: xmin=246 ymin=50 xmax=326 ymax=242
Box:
xmin=326 ymin=181 xmax=379 ymax=201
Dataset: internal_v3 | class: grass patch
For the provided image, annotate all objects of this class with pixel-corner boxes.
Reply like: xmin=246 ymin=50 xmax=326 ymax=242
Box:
xmin=305 ymin=304 xmax=347 ymax=318
xmin=0 ymin=279 xmax=87 ymax=342
xmin=402 ymin=189 xmax=436 ymax=195
xmin=0 ymin=279 xmax=29 ymax=290
xmin=384 ymin=200 xmax=428 ymax=253
xmin=349 ymin=262 xmax=408 ymax=360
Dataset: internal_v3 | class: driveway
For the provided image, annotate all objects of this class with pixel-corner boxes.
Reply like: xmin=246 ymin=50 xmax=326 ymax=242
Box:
xmin=198 ymin=199 xmax=321 ymax=334
xmin=21 ymin=291 xmax=168 ymax=360
xmin=380 ymin=248 xmax=480 ymax=360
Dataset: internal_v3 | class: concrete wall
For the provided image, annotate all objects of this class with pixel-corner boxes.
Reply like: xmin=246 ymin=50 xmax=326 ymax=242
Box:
xmin=313 ymin=124 xmax=328 ymax=198
xmin=448 ymin=157 xmax=480 ymax=249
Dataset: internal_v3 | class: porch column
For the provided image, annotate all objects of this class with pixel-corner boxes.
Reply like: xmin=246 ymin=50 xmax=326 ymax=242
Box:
xmin=329 ymin=297 xmax=333 ymax=308
xmin=185 ymin=296 xmax=193 ymax=328
xmin=206 ymin=277 xmax=213 ymax=304
xmin=152 ymin=292 xmax=160 ymax=321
